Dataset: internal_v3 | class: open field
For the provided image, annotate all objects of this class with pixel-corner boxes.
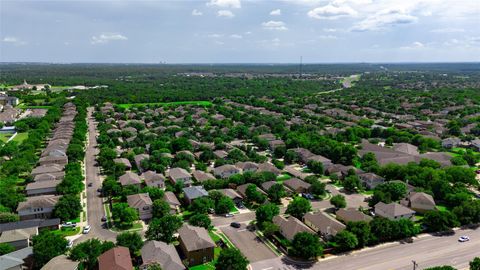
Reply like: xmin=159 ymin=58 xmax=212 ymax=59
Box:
xmin=118 ymin=100 xmax=212 ymax=109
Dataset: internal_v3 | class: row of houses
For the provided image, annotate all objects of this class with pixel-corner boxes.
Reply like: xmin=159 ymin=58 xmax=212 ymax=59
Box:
xmin=0 ymin=103 xmax=77 ymax=265
xmin=272 ymin=191 xmax=436 ymax=242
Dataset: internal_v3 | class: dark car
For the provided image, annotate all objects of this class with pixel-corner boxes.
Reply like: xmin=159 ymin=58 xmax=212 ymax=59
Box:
xmin=230 ymin=222 xmax=241 ymax=228
xmin=101 ymin=216 xmax=107 ymax=222
xmin=88 ymin=183 xmax=93 ymax=187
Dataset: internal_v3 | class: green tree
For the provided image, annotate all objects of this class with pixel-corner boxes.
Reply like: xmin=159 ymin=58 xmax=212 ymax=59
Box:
xmin=423 ymin=210 xmax=460 ymax=232
xmin=267 ymin=183 xmax=286 ymax=204
xmin=307 ymin=160 xmax=324 ymax=175
xmin=343 ymin=175 xmax=361 ymax=193
xmin=261 ymin=221 xmax=280 ymax=237
xmin=470 ymin=257 xmax=480 ymax=270
xmin=116 ymin=232 xmax=143 ymax=256
xmin=335 ymin=230 xmax=358 ymax=252
xmin=245 ymin=184 xmax=266 ymax=204
xmin=146 ymin=215 xmax=182 ymax=243
xmin=152 ymin=199 xmax=170 ymax=219
xmin=32 ymin=231 xmax=68 ymax=268
xmin=190 ymin=197 xmax=215 ymax=214
xmin=286 ymin=197 xmax=312 ymax=219
xmin=112 ymin=203 xmax=139 ymax=227
xmin=54 ymin=194 xmax=82 ymax=222
xmin=310 ymin=181 xmax=326 ymax=197
xmin=289 ymin=232 xmax=323 ymax=260
xmin=256 ymin=203 xmax=280 ymax=227
xmin=69 ymin=239 xmax=115 ymax=270
xmin=0 ymin=243 xmax=15 ymax=255
xmin=189 ymin=213 xmax=211 ymax=229
xmin=330 ymin=195 xmax=347 ymax=209
xmin=424 ymin=266 xmax=457 ymax=270
xmin=215 ymin=196 xmax=235 ymax=215
xmin=346 ymin=221 xmax=372 ymax=247
xmin=215 ymin=248 xmax=249 ymax=270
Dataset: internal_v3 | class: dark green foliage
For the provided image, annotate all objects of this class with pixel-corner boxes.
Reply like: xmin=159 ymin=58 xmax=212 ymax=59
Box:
xmin=69 ymin=239 xmax=115 ymax=270
xmin=188 ymin=213 xmax=211 ymax=229
xmin=215 ymin=248 xmax=249 ymax=270
xmin=32 ymin=231 xmax=68 ymax=268
xmin=116 ymin=232 xmax=144 ymax=256
xmin=146 ymin=215 xmax=183 ymax=243
xmin=330 ymin=194 xmax=347 ymax=209
xmin=256 ymin=203 xmax=280 ymax=227
xmin=286 ymin=197 xmax=312 ymax=219
xmin=54 ymin=194 xmax=82 ymax=222
xmin=289 ymin=232 xmax=323 ymax=259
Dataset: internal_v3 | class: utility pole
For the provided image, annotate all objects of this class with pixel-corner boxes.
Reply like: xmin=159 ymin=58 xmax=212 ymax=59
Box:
xmin=412 ymin=260 xmax=418 ymax=270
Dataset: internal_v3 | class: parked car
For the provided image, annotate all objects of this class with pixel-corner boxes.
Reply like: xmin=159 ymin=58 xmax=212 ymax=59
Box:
xmin=83 ymin=225 xmax=91 ymax=234
xmin=97 ymin=188 xmax=103 ymax=193
xmin=224 ymin=213 xmax=233 ymax=218
xmin=101 ymin=216 xmax=107 ymax=222
xmin=66 ymin=240 xmax=73 ymax=249
xmin=61 ymin=222 xmax=77 ymax=228
xmin=230 ymin=222 xmax=241 ymax=228
xmin=88 ymin=183 xmax=93 ymax=187
xmin=302 ymin=193 xmax=314 ymax=200
xmin=458 ymin=236 xmax=470 ymax=242
xmin=236 ymin=203 xmax=245 ymax=209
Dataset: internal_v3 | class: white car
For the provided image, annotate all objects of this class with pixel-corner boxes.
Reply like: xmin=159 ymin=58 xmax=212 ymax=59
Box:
xmin=458 ymin=236 xmax=470 ymax=242
xmin=83 ymin=225 xmax=91 ymax=234
xmin=66 ymin=240 xmax=73 ymax=249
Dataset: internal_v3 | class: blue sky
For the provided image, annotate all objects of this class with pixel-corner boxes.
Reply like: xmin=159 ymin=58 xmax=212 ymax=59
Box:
xmin=1 ymin=0 xmax=479 ymax=63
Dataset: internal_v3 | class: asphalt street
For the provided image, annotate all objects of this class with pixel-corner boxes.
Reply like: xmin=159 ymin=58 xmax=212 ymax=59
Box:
xmin=76 ymin=107 xmax=117 ymax=244
xmin=251 ymin=227 xmax=480 ymax=270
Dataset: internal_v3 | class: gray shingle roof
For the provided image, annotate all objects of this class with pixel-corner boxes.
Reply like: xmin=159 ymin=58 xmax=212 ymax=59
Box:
xmin=141 ymin=241 xmax=185 ymax=270
xmin=183 ymin=186 xmax=209 ymax=201
xmin=178 ymin=224 xmax=215 ymax=252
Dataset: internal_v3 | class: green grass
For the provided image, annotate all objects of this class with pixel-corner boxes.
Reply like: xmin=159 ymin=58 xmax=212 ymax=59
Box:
xmin=436 ymin=205 xmax=448 ymax=212
xmin=0 ymin=133 xmax=14 ymax=143
xmin=111 ymin=221 xmax=143 ymax=232
xmin=16 ymin=104 xmax=52 ymax=109
xmin=12 ymin=132 xmax=28 ymax=143
xmin=118 ymin=101 xmax=212 ymax=109
xmin=189 ymin=263 xmax=215 ymax=270
xmin=276 ymin=174 xmax=291 ymax=182
xmin=67 ymin=217 xmax=81 ymax=223
xmin=52 ymin=227 xmax=81 ymax=237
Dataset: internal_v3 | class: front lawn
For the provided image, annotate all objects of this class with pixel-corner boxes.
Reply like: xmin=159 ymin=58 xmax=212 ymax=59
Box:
xmin=276 ymin=174 xmax=292 ymax=182
xmin=12 ymin=132 xmax=28 ymax=144
xmin=52 ymin=227 xmax=81 ymax=237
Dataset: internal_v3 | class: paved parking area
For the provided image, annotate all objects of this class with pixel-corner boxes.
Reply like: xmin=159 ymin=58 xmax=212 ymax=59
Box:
xmin=221 ymin=223 xmax=278 ymax=263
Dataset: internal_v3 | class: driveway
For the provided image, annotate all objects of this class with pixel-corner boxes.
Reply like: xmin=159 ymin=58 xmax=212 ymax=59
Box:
xmin=326 ymin=185 xmax=368 ymax=209
xmin=221 ymin=223 xmax=277 ymax=263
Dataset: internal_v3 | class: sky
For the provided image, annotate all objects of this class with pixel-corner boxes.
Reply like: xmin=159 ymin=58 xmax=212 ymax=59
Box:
xmin=1 ymin=0 xmax=479 ymax=63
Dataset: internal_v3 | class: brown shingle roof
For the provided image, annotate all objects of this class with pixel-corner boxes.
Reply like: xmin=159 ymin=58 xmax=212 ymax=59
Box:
xmin=98 ymin=247 xmax=133 ymax=270
xmin=178 ymin=224 xmax=215 ymax=252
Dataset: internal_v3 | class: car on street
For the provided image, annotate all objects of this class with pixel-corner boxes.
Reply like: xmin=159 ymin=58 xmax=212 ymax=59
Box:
xmin=230 ymin=222 xmax=241 ymax=228
xmin=83 ymin=225 xmax=91 ymax=234
xmin=224 ymin=213 xmax=233 ymax=217
xmin=101 ymin=216 xmax=107 ymax=222
xmin=97 ymin=188 xmax=102 ymax=193
xmin=458 ymin=235 xmax=470 ymax=242
xmin=66 ymin=240 xmax=73 ymax=249
xmin=88 ymin=183 xmax=93 ymax=187
xmin=302 ymin=193 xmax=314 ymax=200
xmin=61 ymin=222 xmax=77 ymax=228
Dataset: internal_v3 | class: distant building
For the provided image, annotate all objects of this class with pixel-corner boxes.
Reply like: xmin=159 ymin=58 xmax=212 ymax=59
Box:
xmin=127 ymin=193 xmax=153 ymax=221
xmin=140 ymin=240 xmax=185 ymax=270
xmin=177 ymin=225 xmax=215 ymax=267
xmin=273 ymin=215 xmax=314 ymax=241
xmin=374 ymin=202 xmax=415 ymax=220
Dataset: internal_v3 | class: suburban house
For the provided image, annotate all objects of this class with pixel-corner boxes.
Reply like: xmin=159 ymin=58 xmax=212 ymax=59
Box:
xmin=213 ymin=150 xmax=228 ymax=159
xmin=134 ymin=154 xmax=150 ymax=172
xmin=213 ymin=164 xmax=241 ymax=179
xmin=306 ymin=155 xmax=332 ymax=168
xmin=168 ymin=168 xmax=193 ymax=186
xmin=16 ymin=195 xmax=61 ymax=220
xmin=291 ymin=148 xmax=315 ymax=164
xmin=336 ymin=208 xmax=373 ymax=224
xmin=325 ymin=164 xmax=363 ymax=179
xmin=358 ymin=173 xmax=385 ymax=190
xmin=127 ymin=193 xmax=153 ymax=221
xmin=393 ymin=143 xmax=420 ymax=156
xmin=38 ymin=155 xmax=68 ymax=166
xmin=400 ymin=192 xmax=436 ymax=213
xmin=177 ymin=224 xmax=215 ymax=267
xmin=272 ymin=215 xmax=314 ymax=241
xmin=303 ymin=211 xmax=346 ymax=240
xmin=140 ymin=240 xmax=185 ymax=270
xmin=183 ymin=186 xmax=209 ymax=205
xmin=470 ymin=139 xmax=480 ymax=151
xmin=0 ymin=247 xmax=33 ymax=270
xmin=257 ymin=162 xmax=281 ymax=176
xmin=374 ymin=202 xmax=415 ymax=220
xmin=0 ymin=227 xmax=37 ymax=250
xmin=217 ymin=189 xmax=243 ymax=205
xmin=30 ymin=164 xmax=64 ymax=178
xmin=268 ymin=139 xmax=285 ymax=150
xmin=163 ymin=192 xmax=181 ymax=214
xmin=236 ymin=183 xmax=266 ymax=198
xmin=119 ymin=172 xmax=142 ymax=188
xmin=235 ymin=162 xmax=259 ymax=173
xmin=142 ymin=171 xmax=166 ymax=189
xmin=440 ymin=137 xmax=460 ymax=149
xmin=34 ymin=171 xmax=65 ymax=182
xmin=283 ymin=178 xmax=311 ymax=193
xmin=25 ymin=180 xmax=61 ymax=196
xmin=192 ymin=170 xmax=216 ymax=183
xmin=113 ymin=158 xmax=132 ymax=170
xmin=260 ymin=181 xmax=278 ymax=192
xmin=98 ymin=247 xmax=133 ymax=270
xmin=41 ymin=255 xmax=79 ymax=270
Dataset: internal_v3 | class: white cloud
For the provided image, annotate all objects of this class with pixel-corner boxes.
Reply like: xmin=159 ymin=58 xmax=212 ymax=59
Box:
xmin=262 ymin=21 xmax=288 ymax=31
xmin=431 ymin=27 xmax=465 ymax=33
xmin=270 ymin=9 xmax=281 ymax=16
xmin=308 ymin=4 xmax=357 ymax=20
xmin=192 ymin=9 xmax=203 ymax=16
xmin=318 ymin=35 xmax=338 ymax=39
xmin=207 ymin=0 xmax=241 ymax=9
xmin=2 ymin=36 xmax=26 ymax=45
xmin=400 ymin=41 xmax=424 ymax=49
xmin=91 ymin=33 xmax=127 ymax=44
xmin=207 ymin=34 xmax=223 ymax=38
xmin=351 ymin=8 xmax=417 ymax=31
xmin=323 ymin=28 xmax=338 ymax=32
xmin=230 ymin=34 xmax=243 ymax=39
xmin=217 ymin=10 xmax=235 ymax=18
